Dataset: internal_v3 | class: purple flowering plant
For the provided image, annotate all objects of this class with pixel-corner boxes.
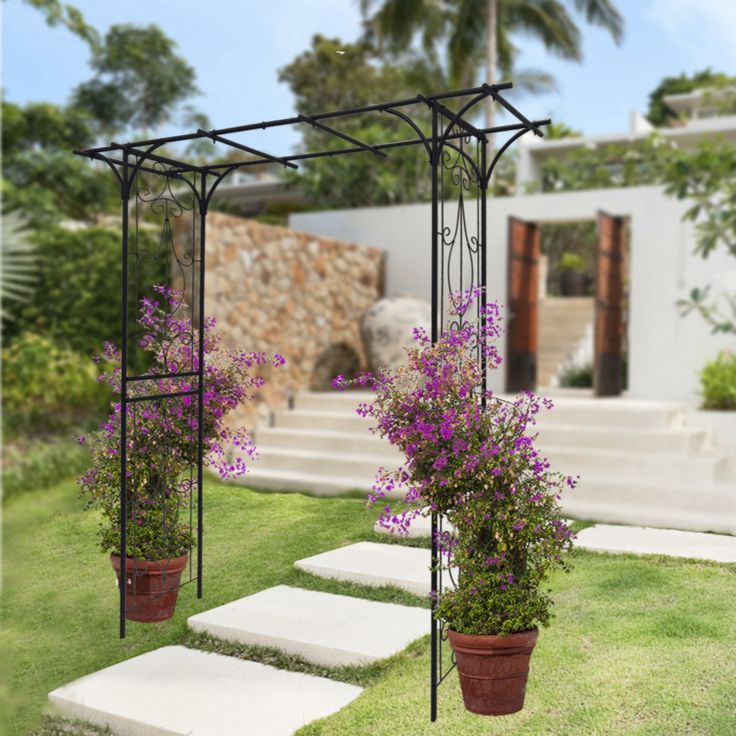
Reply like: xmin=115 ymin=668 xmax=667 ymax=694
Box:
xmin=79 ymin=285 xmax=284 ymax=561
xmin=334 ymin=289 xmax=576 ymax=636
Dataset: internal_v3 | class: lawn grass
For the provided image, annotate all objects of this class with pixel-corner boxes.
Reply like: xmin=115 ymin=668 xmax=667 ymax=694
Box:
xmin=2 ymin=480 xmax=736 ymax=736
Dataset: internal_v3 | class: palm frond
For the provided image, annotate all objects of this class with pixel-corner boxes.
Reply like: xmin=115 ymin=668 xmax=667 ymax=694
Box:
xmin=1 ymin=211 xmax=37 ymax=321
xmin=571 ymin=0 xmax=624 ymax=44
xmin=505 ymin=0 xmax=581 ymax=61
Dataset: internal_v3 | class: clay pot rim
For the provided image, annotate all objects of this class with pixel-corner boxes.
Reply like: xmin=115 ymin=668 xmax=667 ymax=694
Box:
xmin=110 ymin=553 xmax=189 ymax=572
xmin=447 ymin=627 xmax=538 ymax=650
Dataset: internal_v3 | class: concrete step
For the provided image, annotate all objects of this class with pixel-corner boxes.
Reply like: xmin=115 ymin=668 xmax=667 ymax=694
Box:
xmin=255 ymin=447 xmax=399 ymax=480
xmin=544 ymin=445 xmax=735 ymax=484
xmin=260 ymin=424 xmax=709 ymax=457
xmin=574 ymin=524 xmax=736 ymax=562
xmin=49 ymin=645 xmax=362 ymax=736
xmin=295 ymin=541 xmax=432 ymax=597
xmin=536 ymin=424 xmax=709 ymax=454
xmin=257 ymin=427 xmax=395 ymax=456
xmin=188 ymin=585 xmax=426 ymax=668
xmin=530 ymin=398 xmax=685 ymax=430
xmin=294 ymin=392 xmax=373 ymax=412
xmin=564 ymin=481 xmax=736 ymax=534
xmin=277 ymin=409 xmax=370 ymax=434
xmin=240 ymin=467 xmax=375 ymax=496
xmin=290 ymin=393 xmax=686 ymax=431
xmin=562 ymin=498 xmax=736 ymax=535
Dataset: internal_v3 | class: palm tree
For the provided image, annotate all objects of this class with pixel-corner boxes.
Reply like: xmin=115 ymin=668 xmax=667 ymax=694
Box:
xmin=360 ymin=0 xmax=624 ymax=134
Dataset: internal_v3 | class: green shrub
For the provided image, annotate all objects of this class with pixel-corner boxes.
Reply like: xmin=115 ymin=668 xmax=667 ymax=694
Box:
xmin=2 ymin=333 xmax=109 ymax=437
xmin=559 ymin=252 xmax=587 ymax=273
xmin=4 ymin=225 xmax=163 ymax=357
xmin=2 ymin=436 xmax=90 ymax=502
xmin=700 ymin=351 xmax=736 ymax=410
xmin=559 ymin=361 xmax=594 ymax=388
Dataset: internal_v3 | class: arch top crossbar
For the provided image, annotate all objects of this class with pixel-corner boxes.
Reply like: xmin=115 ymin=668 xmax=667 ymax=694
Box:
xmin=73 ymin=82 xmax=549 ymax=180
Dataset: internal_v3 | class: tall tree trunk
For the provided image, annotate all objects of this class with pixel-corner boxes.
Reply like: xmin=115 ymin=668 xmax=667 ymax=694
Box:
xmin=485 ymin=0 xmax=498 ymax=146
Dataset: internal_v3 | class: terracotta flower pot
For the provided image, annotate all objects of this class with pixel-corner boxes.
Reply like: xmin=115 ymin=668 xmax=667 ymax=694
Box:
xmin=110 ymin=554 xmax=189 ymax=623
xmin=447 ymin=628 xmax=538 ymax=716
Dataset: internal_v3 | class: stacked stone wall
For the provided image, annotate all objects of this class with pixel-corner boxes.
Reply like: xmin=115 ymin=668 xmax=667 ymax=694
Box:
xmin=174 ymin=211 xmax=384 ymax=428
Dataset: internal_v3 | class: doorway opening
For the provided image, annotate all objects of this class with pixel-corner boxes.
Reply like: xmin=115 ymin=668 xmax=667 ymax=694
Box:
xmin=506 ymin=213 xmax=629 ymax=395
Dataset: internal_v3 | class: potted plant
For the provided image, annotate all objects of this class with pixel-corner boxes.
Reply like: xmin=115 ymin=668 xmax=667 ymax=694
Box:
xmin=558 ymin=251 xmax=588 ymax=296
xmin=79 ymin=285 xmax=283 ymax=622
xmin=336 ymin=289 xmax=575 ymax=715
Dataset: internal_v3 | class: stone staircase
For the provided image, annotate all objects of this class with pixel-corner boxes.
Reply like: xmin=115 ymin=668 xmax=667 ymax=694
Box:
xmin=538 ymin=296 xmax=594 ymax=386
xmin=245 ymin=390 xmax=736 ymax=535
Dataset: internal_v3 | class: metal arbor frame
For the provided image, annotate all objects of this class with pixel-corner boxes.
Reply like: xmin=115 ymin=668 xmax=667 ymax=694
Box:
xmin=74 ymin=82 xmax=548 ymax=719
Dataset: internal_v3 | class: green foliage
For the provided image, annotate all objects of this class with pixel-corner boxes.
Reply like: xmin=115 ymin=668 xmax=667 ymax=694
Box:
xmin=663 ymin=137 xmax=736 ymax=335
xmin=559 ymin=361 xmax=594 ymax=388
xmin=1 ymin=100 xmax=117 ymax=225
xmin=72 ymin=24 xmax=198 ymax=134
xmin=533 ymin=132 xmax=677 ymax=193
xmin=1 ymin=333 xmax=108 ymax=437
xmin=663 ymin=138 xmax=736 ymax=260
xmin=559 ymin=251 xmax=586 ymax=272
xmin=2 ymin=436 xmax=90 ymax=502
xmin=5 ymin=225 xmax=163 ymax=357
xmin=699 ymin=351 xmax=736 ymax=411
xmin=646 ymin=68 xmax=736 ymax=126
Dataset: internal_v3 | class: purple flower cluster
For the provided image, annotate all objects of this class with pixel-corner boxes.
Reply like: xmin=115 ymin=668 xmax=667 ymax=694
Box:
xmin=79 ymin=285 xmax=284 ymax=560
xmin=334 ymin=287 xmax=576 ymax=636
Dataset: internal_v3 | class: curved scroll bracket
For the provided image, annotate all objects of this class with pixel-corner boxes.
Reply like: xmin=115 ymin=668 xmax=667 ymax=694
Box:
xmin=484 ymin=127 xmax=532 ymax=188
xmin=379 ymin=106 xmax=433 ymax=161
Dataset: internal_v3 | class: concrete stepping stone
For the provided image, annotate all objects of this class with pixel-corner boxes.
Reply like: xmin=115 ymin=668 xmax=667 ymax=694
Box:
xmin=188 ymin=585 xmax=427 ymax=667
xmin=49 ymin=645 xmax=362 ymax=736
xmin=575 ymin=524 xmax=736 ymax=562
xmin=295 ymin=541 xmax=432 ymax=597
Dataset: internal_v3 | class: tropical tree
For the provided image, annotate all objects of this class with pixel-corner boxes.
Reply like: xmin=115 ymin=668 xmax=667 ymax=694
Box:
xmin=361 ymin=0 xmax=624 ymax=133
xmin=72 ymin=24 xmax=199 ymax=137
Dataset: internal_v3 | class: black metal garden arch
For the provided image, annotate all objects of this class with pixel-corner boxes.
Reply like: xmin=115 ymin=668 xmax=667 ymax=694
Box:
xmin=74 ymin=82 xmax=549 ymax=721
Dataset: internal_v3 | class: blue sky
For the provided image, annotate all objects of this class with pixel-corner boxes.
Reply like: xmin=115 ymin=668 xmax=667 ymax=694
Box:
xmin=4 ymin=0 xmax=736 ymax=153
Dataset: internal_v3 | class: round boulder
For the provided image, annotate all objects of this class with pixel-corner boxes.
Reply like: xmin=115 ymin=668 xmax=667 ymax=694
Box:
xmin=361 ymin=297 xmax=431 ymax=372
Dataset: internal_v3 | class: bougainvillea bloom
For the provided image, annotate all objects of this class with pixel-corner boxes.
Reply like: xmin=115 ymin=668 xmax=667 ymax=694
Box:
xmin=79 ymin=285 xmax=283 ymax=560
xmin=334 ymin=288 xmax=576 ymax=636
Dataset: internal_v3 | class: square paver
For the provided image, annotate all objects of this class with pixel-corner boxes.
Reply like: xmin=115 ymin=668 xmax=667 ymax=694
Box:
xmin=49 ymin=645 xmax=362 ymax=736
xmin=188 ymin=585 xmax=427 ymax=667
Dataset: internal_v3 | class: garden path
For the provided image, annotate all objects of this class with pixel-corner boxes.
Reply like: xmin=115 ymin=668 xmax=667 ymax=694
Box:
xmin=48 ymin=522 xmax=735 ymax=734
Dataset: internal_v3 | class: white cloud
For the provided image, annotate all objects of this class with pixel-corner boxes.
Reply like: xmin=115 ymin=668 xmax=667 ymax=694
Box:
xmin=644 ymin=0 xmax=736 ymax=67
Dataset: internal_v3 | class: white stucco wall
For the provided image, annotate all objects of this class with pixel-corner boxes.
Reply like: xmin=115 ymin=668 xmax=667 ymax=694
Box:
xmin=291 ymin=186 xmax=735 ymax=405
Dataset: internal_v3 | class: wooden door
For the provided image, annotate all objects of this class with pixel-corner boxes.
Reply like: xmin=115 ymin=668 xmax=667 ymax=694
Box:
xmin=506 ymin=217 xmax=539 ymax=392
xmin=594 ymin=212 xmax=626 ymax=397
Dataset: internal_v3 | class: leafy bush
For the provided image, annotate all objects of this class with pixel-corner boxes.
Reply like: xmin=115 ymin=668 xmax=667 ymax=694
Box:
xmin=700 ymin=351 xmax=736 ymax=410
xmin=4 ymin=225 xmax=162 ymax=358
xmin=2 ymin=436 xmax=90 ymax=502
xmin=559 ymin=252 xmax=587 ymax=273
xmin=559 ymin=361 xmax=594 ymax=388
xmin=2 ymin=333 xmax=109 ymax=437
